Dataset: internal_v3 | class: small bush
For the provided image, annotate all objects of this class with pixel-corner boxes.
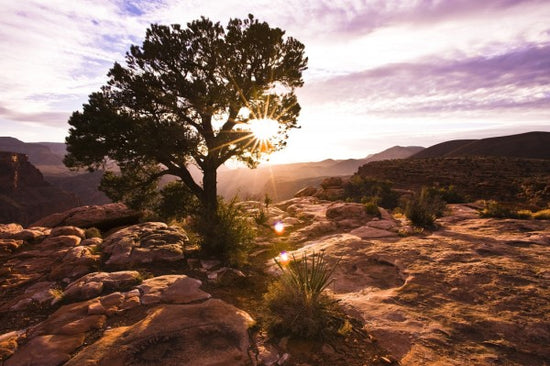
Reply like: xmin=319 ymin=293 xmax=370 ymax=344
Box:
xmin=85 ymin=227 xmax=102 ymax=239
xmin=427 ymin=185 xmax=466 ymax=204
xmin=193 ymin=197 xmax=256 ymax=267
xmin=480 ymin=200 xmax=529 ymax=219
xmin=363 ymin=201 xmax=381 ymax=218
xmin=343 ymin=176 xmax=399 ymax=209
xmin=533 ymin=209 xmax=550 ymax=220
xmin=264 ymin=251 xmax=342 ymax=339
xmin=405 ymin=187 xmax=446 ymax=229
xmin=254 ymin=208 xmax=269 ymax=226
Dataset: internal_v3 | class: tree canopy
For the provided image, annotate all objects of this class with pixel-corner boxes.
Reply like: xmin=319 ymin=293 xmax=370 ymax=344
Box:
xmin=65 ymin=14 xmax=308 ymax=214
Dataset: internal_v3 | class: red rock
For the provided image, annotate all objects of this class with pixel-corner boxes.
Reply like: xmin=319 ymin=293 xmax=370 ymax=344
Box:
xmin=4 ymin=334 xmax=84 ymax=366
xmin=102 ymin=222 xmax=188 ymax=266
xmin=31 ymin=202 xmax=140 ymax=230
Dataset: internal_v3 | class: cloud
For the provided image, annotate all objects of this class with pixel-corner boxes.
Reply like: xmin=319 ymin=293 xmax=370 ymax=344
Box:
xmin=301 ymin=43 xmax=550 ymax=115
xmin=0 ymin=104 xmax=70 ymax=127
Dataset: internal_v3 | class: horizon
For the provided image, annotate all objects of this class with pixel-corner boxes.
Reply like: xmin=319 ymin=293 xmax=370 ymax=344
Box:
xmin=1 ymin=1 xmax=549 ymax=164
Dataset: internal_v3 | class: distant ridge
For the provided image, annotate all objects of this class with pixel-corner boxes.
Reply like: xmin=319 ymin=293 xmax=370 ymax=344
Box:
xmin=411 ymin=131 xmax=550 ymax=159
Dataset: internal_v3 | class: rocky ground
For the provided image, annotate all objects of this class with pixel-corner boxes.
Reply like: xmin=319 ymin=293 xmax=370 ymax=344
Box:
xmin=0 ymin=198 xmax=549 ymax=365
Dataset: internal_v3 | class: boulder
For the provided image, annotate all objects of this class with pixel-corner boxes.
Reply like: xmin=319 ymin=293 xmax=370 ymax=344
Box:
xmin=102 ymin=222 xmax=188 ymax=266
xmin=350 ymin=226 xmax=398 ymax=239
xmin=31 ymin=202 xmax=141 ymax=230
xmin=294 ymin=186 xmax=319 ymax=197
xmin=4 ymin=334 xmax=85 ymax=366
xmin=49 ymin=246 xmax=101 ymax=281
xmin=63 ymin=271 xmax=142 ymax=301
xmin=64 ymin=300 xmax=254 ymax=366
xmin=50 ymin=226 xmax=86 ymax=239
xmin=326 ymin=202 xmax=370 ymax=222
xmin=0 ymin=224 xmax=23 ymax=238
xmin=138 ymin=275 xmax=211 ymax=305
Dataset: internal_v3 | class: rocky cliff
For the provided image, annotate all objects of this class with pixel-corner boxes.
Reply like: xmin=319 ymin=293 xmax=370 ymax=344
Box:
xmin=0 ymin=152 xmax=79 ymax=226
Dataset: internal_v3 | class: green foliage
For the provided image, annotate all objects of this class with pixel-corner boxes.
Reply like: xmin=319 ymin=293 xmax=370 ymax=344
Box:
xmin=157 ymin=181 xmax=200 ymax=221
xmin=405 ymin=187 xmax=446 ymax=229
xmin=254 ymin=208 xmax=269 ymax=226
xmin=363 ymin=200 xmax=381 ymax=218
xmin=533 ymin=209 xmax=550 ymax=220
xmin=426 ymin=185 xmax=466 ymax=204
xmin=65 ymin=15 xmax=307 ymax=221
xmin=264 ymin=251 xmax=342 ymax=339
xmin=480 ymin=200 xmax=523 ymax=219
xmin=84 ymin=227 xmax=102 ymax=239
xmin=192 ymin=197 xmax=256 ymax=267
xmin=263 ymin=193 xmax=272 ymax=208
xmin=343 ymin=175 xmax=399 ymax=209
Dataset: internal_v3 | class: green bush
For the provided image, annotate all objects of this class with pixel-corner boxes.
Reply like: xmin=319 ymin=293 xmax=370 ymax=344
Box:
xmin=480 ymin=200 xmax=522 ymax=219
xmin=264 ymin=251 xmax=342 ymax=339
xmin=533 ymin=209 xmax=550 ymax=220
xmin=193 ymin=197 xmax=255 ymax=267
xmin=84 ymin=227 xmax=102 ymax=239
xmin=363 ymin=200 xmax=381 ymax=218
xmin=427 ymin=185 xmax=466 ymax=204
xmin=157 ymin=181 xmax=199 ymax=221
xmin=343 ymin=176 xmax=399 ymax=209
xmin=405 ymin=187 xmax=446 ymax=229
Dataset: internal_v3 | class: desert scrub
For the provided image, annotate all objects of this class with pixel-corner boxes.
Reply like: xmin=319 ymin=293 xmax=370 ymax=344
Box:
xmin=84 ymin=227 xmax=102 ymax=239
xmin=480 ymin=200 xmax=532 ymax=219
xmin=193 ymin=197 xmax=255 ymax=267
xmin=533 ymin=209 xmax=550 ymax=220
xmin=363 ymin=200 xmax=381 ymax=218
xmin=264 ymin=251 xmax=342 ymax=339
xmin=405 ymin=187 xmax=446 ymax=229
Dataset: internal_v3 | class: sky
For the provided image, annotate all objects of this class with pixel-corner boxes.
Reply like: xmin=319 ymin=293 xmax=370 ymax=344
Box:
xmin=1 ymin=0 xmax=549 ymax=164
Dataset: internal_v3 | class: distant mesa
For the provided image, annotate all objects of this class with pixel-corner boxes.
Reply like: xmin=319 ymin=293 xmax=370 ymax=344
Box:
xmin=411 ymin=131 xmax=550 ymax=160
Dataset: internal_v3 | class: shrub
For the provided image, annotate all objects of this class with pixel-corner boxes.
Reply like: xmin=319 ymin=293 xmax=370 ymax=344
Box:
xmin=480 ymin=200 xmax=529 ymax=219
xmin=363 ymin=200 xmax=381 ymax=218
xmin=264 ymin=251 xmax=342 ymax=339
xmin=157 ymin=181 xmax=199 ymax=221
xmin=427 ymin=185 xmax=466 ymax=204
xmin=533 ymin=209 xmax=550 ymax=220
xmin=343 ymin=176 xmax=399 ymax=209
xmin=405 ymin=187 xmax=446 ymax=229
xmin=193 ymin=197 xmax=255 ymax=267
xmin=84 ymin=227 xmax=102 ymax=239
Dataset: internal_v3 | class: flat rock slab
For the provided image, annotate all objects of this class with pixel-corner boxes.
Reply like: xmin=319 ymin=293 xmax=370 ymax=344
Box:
xmin=138 ymin=275 xmax=211 ymax=305
xmin=65 ymin=299 xmax=254 ymax=366
xmin=102 ymin=222 xmax=188 ymax=266
xmin=31 ymin=202 xmax=140 ymax=230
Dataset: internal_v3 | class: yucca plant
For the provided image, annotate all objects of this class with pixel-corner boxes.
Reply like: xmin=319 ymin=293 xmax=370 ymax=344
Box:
xmin=264 ymin=251 xmax=342 ymax=339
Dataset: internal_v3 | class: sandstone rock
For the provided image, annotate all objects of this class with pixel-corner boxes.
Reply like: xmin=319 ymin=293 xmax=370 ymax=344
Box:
xmin=0 ymin=152 xmax=79 ymax=227
xmin=50 ymin=226 xmax=86 ymax=239
xmin=138 ymin=275 xmax=211 ymax=305
xmin=12 ymin=227 xmax=50 ymax=241
xmin=0 ymin=239 xmax=23 ymax=256
xmin=294 ymin=186 xmax=319 ymax=197
xmin=350 ymin=226 xmax=398 ymax=239
xmin=63 ymin=271 xmax=142 ymax=301
xmin=102 ymin=222 xmax=188 ymax=266
xmin=49 ymin=246 xmax=100 ymax=280
xmin=0 ymin=331 xmax=20 ymax=361
xmin=31 ymin=202 xmax=140 ymax=230
xmin=0 ymin=223 xmax=23 ymax=238
xmin=208 ymin=267 xmax=246 ymax=285
xmin=64 ymin=300 xmax=254 ymax=366
xmin=367 ymin=219 xmax=396 ymax=231
xmin=316 ymin=187 xmax=345 ymax=201
xmin=4 ymin=334 xmax=85 ymax=366
xmin=320 ymin=176 xmax=343 ymax=189
xmin=326 ymin=202 xmax=370 ymax=222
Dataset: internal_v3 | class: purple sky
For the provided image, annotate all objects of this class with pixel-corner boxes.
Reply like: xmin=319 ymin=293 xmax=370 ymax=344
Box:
xmin=1 ymin=0 xmax=549 ymax=164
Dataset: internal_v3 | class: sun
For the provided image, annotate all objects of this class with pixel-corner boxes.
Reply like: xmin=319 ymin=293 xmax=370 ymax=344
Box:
xmin=247 ymin=118 xmax=279 ymax=141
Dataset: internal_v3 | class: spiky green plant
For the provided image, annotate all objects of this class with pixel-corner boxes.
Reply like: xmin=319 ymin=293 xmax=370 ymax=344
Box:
xmin=264 ymin=251 xmax=342 ymax=339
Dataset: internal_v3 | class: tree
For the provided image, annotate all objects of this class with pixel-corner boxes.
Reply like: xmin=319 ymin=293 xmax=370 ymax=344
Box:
xmin=65 ymin=14 xmax=307 ymax=220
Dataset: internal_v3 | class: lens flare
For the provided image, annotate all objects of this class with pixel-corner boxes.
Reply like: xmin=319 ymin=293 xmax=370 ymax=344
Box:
xmin=274 ymin=221 xmax=285 ymax=234
xmin=279 ymin=251 xmax=289 ymax=263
